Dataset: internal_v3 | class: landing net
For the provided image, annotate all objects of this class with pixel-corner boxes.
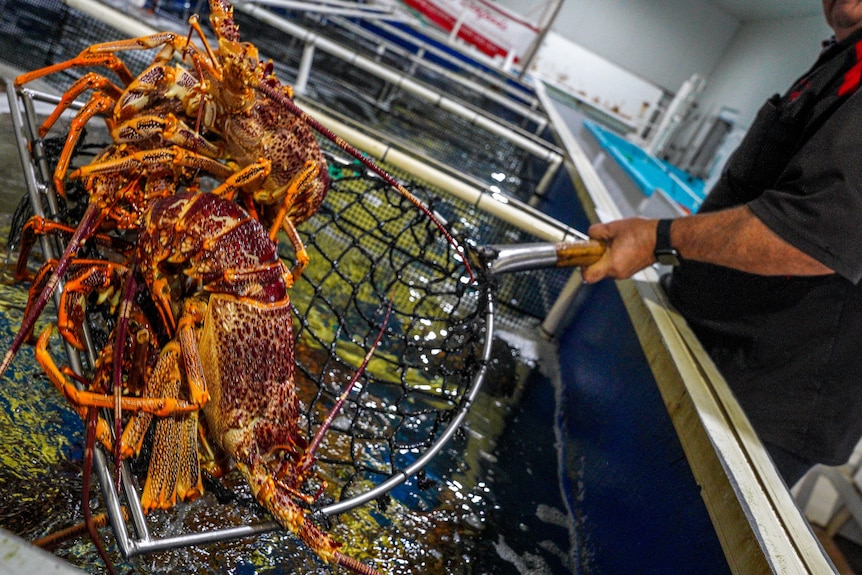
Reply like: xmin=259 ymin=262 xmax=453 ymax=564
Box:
xmin=6 ymin=84 xmax=571 ymax=555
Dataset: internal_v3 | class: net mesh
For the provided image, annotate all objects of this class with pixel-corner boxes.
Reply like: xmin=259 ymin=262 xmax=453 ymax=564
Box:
xmin=287 ymin=156 xmax=489 ymax=500
xmin=1 ymin=0 xmax=575 ymax=541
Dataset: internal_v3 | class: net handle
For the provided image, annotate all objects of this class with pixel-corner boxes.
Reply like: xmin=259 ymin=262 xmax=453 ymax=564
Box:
xmin=479 ymin=240 xmax=604 ymax=275
xmin=554 ymin=240 xmax=605 ymax=267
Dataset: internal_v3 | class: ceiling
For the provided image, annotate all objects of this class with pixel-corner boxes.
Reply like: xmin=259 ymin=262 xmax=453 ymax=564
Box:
xmin=708 ymin=0 xmax=821 ymax=22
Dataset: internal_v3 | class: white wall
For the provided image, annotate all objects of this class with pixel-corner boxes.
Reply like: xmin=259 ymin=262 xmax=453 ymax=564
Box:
xmin=498 ymin=0 xmax=740 ymax=92
xmin=487 ymin=0 xmax=838 ymax=183
xmin=493 ymin=0 xmax=833 ymax=129
xmin=528 ymin=31 xmax=666 ymax=130
xmin=699 ymin=15 xmax=832 ymax=130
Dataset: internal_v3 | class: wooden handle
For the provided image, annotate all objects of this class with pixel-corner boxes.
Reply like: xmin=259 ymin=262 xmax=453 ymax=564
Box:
xmin=554 ymin=240 xmax=606 ymax=267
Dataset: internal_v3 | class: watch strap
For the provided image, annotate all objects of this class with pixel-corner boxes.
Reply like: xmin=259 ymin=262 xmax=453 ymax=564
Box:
xmin=654 ymin=219 xmax=682 ymax=266
xmin=655 ymin=219 xmax=673 ymax=253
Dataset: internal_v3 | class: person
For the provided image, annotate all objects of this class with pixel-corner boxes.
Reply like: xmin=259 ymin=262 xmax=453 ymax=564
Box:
xmin=582 ymin=0 xmax=862 ymax=487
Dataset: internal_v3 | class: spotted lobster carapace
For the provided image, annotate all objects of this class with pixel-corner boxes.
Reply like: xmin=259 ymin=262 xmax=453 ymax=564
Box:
xmin=35 ymin=192 xmax=383 ymax=574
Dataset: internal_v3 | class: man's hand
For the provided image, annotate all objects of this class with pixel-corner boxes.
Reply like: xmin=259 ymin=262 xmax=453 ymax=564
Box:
xmin=582 ymin=218 xmax=658 ymax=283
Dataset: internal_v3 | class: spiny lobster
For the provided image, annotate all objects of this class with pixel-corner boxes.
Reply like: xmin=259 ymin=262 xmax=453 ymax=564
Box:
xmin=5 ymin=0 xmax=472 ymax=383
xmin=6 ymin=1 xmax=473 ymax=571
xmin=0 ymin=135 xmax=270 ymax=380
xmin=35 ymin=192 xmax=386 ymax=575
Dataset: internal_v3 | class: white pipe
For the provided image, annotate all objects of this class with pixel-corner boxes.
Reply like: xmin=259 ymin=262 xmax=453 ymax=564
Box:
xmin=302 ymin=103 xmax=585 ymax=243
xmin=246 ymin=0 xmax=399 ymax=19
xmin=237 ymin=2 xmax=560 ymax=162
xmin=502 ymin=48 xmax=516 ymax=73
xmin=66 ymin=0 xmax=160 ymax=36
xmin=518 ymin=0 xmax=564 ymax=79
xmin=329 ymin=16 xmax=548 ymax=130
xmin=539 ymin=270 xmax=584 ymax=339
xmin=645 ymin=74 xmax=705 ymax=156
xmin=293 ymin=42 xmax=315 ymax=96
xmin=448 ymin=0 xmax=471 ymax=43
xmin=532 ymin=152 xmax=562 ymax=201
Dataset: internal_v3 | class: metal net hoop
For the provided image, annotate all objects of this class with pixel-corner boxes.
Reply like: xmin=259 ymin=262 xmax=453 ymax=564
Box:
xmin=286 ymin=151 xmax=493 ymax=512
xmin=8 ymin=85 xmax=494 ymax=532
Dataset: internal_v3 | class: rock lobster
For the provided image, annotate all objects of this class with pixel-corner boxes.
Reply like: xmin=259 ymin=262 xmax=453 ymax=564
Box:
xmin=35 ymin=192 xmax=385 ymax=574
xmin=4 ymin=0 xmax=472 ymax=384
xmin=6 ymin=1 xmax=473 ymax=571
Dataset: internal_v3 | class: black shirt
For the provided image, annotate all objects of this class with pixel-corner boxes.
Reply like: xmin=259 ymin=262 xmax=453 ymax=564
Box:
xmin=667 ymin=28 xmax=862 ymax=465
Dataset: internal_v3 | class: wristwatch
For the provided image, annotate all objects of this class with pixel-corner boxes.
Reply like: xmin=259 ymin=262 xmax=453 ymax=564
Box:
xmin=654 ymin=219 xmax=682 ymax=266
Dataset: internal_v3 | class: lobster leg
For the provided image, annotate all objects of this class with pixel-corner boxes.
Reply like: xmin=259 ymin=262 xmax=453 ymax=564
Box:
xmin=264 ymin=160 xmax=320 ymax=283
xmin=210 ymin=159 xmax=273 ymax=201
xmin=13 ymin=33 xmax=194 ymax=92
xmin=69 ymin=144 xmax=236 ymax=183
xmin=35 ymin=72 xmax=123 ymax=139
xmin=21 ymin=259 xmax=128 ymax=351
xmin=73 ymin=130 xmax=274 ymax=248
xmin=176 ymin=298 xmax=211 ymax=406
xmin=32 ymin=329 xmax=113 ymax=450
xmin=112 ymin=113 xmax=224 ymax=159
xmin=34 ymin=326 xmax=199 ymax=417
xmin=16 ymin=217 xmax=132 ymax=282
xmin=51 ymin=92 xmax=117 ymax=197
xmin=14 ymin=50 xmax=135 ymax=92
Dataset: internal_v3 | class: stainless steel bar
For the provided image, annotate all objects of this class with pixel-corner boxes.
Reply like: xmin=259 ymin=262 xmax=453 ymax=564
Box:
xmin=8 ymin=86 xmax=87 ymax=374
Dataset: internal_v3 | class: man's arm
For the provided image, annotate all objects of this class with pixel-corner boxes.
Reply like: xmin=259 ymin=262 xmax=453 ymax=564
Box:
xmin=582 ymin=205 xmax=834 ymax=283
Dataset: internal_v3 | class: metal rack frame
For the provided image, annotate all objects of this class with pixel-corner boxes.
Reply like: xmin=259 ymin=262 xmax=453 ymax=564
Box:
xmin=7 ymin=83 xmax=497 ymax=557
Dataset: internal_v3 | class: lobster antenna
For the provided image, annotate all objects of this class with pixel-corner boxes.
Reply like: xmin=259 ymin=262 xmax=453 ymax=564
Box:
xmin=0 ymin=203 xmax=103 ymax=380
xmin=111 ymin=264 xmax=140 ymax=491
xmin=255 ymin=81 xmax=475 ymax=284
xmin=303 ymin=298 xmax=393 ymax=469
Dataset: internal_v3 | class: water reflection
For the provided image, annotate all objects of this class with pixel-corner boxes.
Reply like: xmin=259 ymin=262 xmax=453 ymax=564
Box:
xmin=0 ymin=244 xmax=583 ymax=574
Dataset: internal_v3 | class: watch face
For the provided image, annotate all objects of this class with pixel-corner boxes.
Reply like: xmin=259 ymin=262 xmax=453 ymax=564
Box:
xmin=655 ymin=249 xmax=681 ymax=266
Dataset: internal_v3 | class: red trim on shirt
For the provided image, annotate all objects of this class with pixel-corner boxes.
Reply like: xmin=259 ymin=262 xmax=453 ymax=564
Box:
xmin=837 ymin=40 xmax=862 ymax=96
